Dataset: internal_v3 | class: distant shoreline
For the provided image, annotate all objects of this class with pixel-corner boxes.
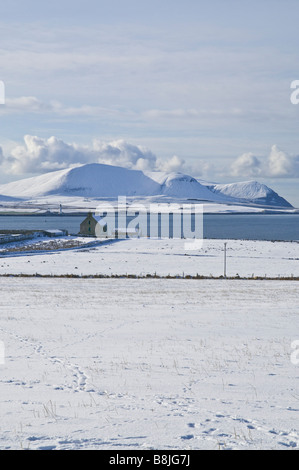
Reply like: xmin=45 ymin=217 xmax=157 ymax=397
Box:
xmin=0 ymin=211 xmax=298 ymax=217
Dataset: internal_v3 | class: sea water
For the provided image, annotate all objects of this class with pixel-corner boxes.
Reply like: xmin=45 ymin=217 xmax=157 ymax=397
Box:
xmin=0 ymin=214 xmax=298 ymax=241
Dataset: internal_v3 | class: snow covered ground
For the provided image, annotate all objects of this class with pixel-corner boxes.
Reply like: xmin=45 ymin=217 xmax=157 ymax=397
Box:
xmin=0 ymin=237 xmax=298 ymax=450
xmin=0 ymin=237 xmax=298 ymax=279
xmin=0 ymin=277 xmax=298 ymax=450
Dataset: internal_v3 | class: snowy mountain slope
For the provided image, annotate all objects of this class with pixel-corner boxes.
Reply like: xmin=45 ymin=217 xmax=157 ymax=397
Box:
xmin=147 ymin=171 xmax=226 ymax=201
xmin=0 ymin=194 xmax=21 ymax=202
xmin=0 ymin=164 xmax=223 ymax=201
xmin=0 ymin=164 xmax=161 ymax=198
xmin=0 ymin=163 xmax=293 ymax=209
xmin=209 ymin=181 xmax=292 ymax=208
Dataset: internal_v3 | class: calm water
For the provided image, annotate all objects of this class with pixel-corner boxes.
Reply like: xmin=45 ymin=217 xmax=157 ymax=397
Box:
xmin=0 ymin=214 xmax=298 ymax=241
xmin=203 ymin=214 xmax=299 ymax=241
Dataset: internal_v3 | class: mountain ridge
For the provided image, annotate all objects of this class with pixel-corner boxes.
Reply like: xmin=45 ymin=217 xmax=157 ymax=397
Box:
xmin=0 ymin=163 xmax=293 ymax=209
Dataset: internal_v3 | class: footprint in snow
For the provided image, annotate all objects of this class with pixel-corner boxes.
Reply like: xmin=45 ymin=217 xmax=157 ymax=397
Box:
xmin=181 ymin=434 xmax=194 ymax=440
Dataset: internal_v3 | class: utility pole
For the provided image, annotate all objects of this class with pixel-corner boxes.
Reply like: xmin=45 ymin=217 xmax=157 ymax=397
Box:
xmin=224 ymin=242 xmax=227 ymax=278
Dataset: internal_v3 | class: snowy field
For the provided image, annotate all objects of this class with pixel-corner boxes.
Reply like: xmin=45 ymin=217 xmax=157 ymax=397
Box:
xmin=0 ymin=237 xmax=298 ymax=279
xmin=0 ymin=237 xmax=298 ymax=450
xmin=0 ymin=277 xmax=298 ymax=450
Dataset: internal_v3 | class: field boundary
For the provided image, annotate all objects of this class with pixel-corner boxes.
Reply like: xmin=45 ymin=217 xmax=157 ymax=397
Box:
xmin=0 ymin=273 xmax=298 ymax=281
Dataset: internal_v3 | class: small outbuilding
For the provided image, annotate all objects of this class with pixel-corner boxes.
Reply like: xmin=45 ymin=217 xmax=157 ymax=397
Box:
xmin=44 ymin=229 xmax=68 ymax=237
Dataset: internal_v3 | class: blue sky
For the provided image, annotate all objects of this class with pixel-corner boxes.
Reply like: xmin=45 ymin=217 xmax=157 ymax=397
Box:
xmin=0 ymin=0 xmax=299 ymax=206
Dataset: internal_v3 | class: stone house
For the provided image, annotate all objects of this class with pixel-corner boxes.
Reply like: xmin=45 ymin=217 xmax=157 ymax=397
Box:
xmin=79 ymin=212 xmax=108 ymax=238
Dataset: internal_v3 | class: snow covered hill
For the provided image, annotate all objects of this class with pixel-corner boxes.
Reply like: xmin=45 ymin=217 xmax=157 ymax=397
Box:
xmin=148 ymin=171 xmax=225 ymax=201
xmin=209 ymin=181 xmax=292 ymax=208
xmin=0 ymin=194 xmax=21 ymax=202
xmin=0 ymin=164 xmax=162 ymax=198
xmin=0 ymin=163 xmax=293 ymax=209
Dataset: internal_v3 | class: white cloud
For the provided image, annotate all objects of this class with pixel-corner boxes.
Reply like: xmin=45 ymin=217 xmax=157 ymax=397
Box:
xmin=0 ymin=135 xmax=190 ymax=176
xmin=156 ymin=155 xmax=185 ymax=173
xmin=231 ymin=152 xmax=262 ymax=178
xmin=229 ymin=145 xmax=299 ymax=179
xmin=267 ymin=145 xmax=299 ymax=177
xmin=0 ymin=96 xmax=119 ymax=118
xmin=5 ymin=135 xmax=91 ymax=174
xmin=93 ymin=139 xmax=157 ymax=171
xmin=0 ymin=146 xmax=4 ymax=165
xmin=2 ymin=135 xmax=299 ymax=183
xmin=4 ymin=96 xmax=49 ymax=112
xmin=144 ymin=109 xmax=199 ymax=119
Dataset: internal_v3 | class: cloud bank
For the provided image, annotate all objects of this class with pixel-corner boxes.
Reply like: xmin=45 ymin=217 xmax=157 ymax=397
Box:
xmin=0 ymin=136 xmax=298 ymax=181
xmin=0 ymin=135 xmax=187 ymax=176
xmin=231 ymin=145 xmax=299 ymax=178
